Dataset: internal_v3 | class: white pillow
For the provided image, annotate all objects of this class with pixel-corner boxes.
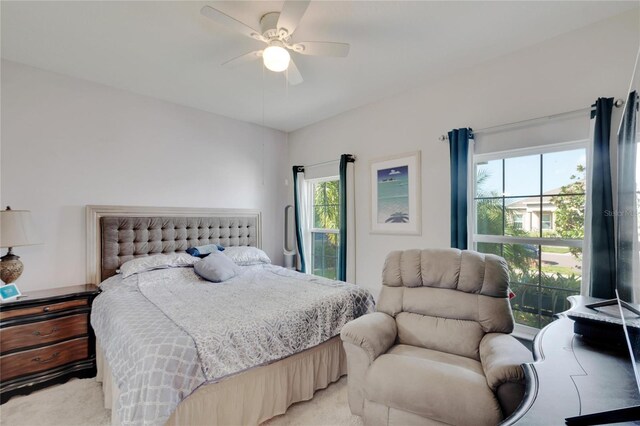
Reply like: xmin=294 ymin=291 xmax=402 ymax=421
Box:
xmin=119 ymin=253 xmax=200 ymax=278
xmin=223 ymin=246 xmax=271 ymax=266
xmin=166 ymin=253 xmax=200 ymax=267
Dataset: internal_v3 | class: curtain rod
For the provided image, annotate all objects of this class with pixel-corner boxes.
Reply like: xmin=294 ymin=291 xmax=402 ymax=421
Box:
xmin=305 ymin=159 xmax=339 ymax=169
xmin=438 ymin=98 xmax=625 ymax=142
xmin=301 ymin=155 xmax=356 ymax=170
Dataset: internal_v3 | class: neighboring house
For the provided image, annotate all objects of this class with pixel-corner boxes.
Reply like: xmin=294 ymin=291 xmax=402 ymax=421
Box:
xmin=506 ymin=187 xmax=564 ymax=232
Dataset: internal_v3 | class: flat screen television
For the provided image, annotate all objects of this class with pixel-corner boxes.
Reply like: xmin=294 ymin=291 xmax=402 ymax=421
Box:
xmin=566 ymin=46 xmax=640 ymax=425
xmin=617 ymin=289 xmax=640 ymax=411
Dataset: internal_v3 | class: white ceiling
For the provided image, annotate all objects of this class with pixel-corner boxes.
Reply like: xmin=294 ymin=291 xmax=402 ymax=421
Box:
xmin=1 ymin=1 xmax=636 ymax=132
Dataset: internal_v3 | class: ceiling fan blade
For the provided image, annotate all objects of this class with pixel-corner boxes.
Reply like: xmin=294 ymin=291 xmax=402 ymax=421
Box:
xmin=221 ymin=50 xmax=263 ymax=68
xmin=201 ymin=6 xmax=266 ymax=42
xmin=277 ymin=0 xmax=310 ymax=37
xmin=286 ymin=59 xmax=304 ymax=86
xmin=292 ymin=41 xmax=350 ymax=57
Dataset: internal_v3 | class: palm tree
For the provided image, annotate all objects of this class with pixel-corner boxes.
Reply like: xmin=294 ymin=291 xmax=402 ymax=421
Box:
xmin=385 ymin=212 xmax=409 ymax=223
xmin=475 ymin=168 xmax=532 ymax=274
xmin=314 ymin=181 xmax=340 ymax=244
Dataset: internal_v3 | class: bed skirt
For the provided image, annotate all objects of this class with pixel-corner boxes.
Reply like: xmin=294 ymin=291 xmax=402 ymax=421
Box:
xmin=96 ymin=336 xmax=347 ymax=425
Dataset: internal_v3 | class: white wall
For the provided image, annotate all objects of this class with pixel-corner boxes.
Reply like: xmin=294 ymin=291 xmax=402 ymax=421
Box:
xmin=288 ymin=11 xmax=640 ymax=299
xmin=1 ymin=60 xmax=289 ymax=292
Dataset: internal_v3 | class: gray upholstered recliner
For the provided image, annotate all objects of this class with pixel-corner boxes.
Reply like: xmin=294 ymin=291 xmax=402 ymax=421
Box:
xmin=340 ymin=249 xmax=532 ymax=426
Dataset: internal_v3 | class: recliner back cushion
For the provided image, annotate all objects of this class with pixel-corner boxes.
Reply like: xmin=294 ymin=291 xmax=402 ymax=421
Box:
xmin=379 ymin=249 xmax=514 ymax=360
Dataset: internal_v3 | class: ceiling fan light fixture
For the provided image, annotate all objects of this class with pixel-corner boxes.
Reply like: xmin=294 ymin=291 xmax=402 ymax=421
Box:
xmin=263 ymin=45 xmax=290 ymax=72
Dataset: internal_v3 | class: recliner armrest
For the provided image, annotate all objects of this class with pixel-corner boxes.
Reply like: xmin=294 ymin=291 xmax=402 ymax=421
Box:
xmin=340 ymin=312 xmax=397 ymax=363
xmin=479 ymin=333 xmax=533 ymax=391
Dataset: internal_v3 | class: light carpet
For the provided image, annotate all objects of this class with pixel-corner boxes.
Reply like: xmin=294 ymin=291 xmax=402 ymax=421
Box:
xmin=0 ymin=377 xmax=363 ymax=426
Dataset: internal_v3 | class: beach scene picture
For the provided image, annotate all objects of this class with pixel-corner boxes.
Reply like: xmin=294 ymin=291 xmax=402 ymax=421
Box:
xmin=371 ymin=151 xmax=421 ymax=235
xmin=377 ymin=165 xmax=409 ymax=223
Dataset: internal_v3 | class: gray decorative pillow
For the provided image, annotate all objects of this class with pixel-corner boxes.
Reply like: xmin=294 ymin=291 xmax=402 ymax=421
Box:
xmin=194 ymin=250 xmax=241 ymax=283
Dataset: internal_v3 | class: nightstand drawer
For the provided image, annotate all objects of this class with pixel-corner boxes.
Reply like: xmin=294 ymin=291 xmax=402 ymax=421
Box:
xmin=0 ymin=299 xmax=87 ymax=321
xmin=0 ymin=338 xmax=88 ymax=381
xmin=0 ymin=314 xmax=88 ymax=353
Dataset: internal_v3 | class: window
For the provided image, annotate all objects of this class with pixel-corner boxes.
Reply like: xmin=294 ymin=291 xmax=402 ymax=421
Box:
xmin=309 ymin=178 xmax=339 ymax=279
xmin=472 ymin=143 xmax=587 ymax=330
xmin=511 ymin=212 xmax=524 ymax=230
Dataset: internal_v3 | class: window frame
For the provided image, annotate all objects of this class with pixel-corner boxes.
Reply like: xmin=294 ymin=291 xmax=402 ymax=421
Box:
xmin=512 ymin=212 xmax=524 ymax=230
xmin=469 ymin=139 xmax=589 ymax=338
xmin=541 ymin=212 xmax=553 ymax=230
xmin=307 ymin=176 xmax=340 ymax=279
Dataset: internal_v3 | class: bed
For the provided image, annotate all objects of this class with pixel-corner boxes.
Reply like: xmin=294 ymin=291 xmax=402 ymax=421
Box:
xmin=85 ymin=205 xmax=374 ymax=426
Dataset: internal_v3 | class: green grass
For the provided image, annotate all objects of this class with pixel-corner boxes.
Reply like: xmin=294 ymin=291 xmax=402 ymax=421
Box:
xmin=542 ymin=246 xmax=570 ymax=254
xmin=512 ymin=310 xmax=539 ymax=328
xmin=541 ymin=265 xmax=582 ymax=276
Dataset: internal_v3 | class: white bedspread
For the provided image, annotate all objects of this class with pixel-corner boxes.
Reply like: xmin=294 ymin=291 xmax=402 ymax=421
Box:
xmin=138 ymin=265 xmax=374 ymax=381
xmin=91 ymin=264 xmax=374 ymax=426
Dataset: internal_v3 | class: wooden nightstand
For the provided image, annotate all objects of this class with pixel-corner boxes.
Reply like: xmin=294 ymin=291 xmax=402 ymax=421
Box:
xmin=0 ymin=284 xmax=100 ymax=404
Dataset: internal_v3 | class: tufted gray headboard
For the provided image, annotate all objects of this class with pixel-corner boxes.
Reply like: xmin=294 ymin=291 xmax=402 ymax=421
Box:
xmin=86 ymin=206 xmax=261 ymax=284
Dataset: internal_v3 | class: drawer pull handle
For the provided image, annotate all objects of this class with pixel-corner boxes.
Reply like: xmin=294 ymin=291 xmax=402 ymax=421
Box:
xmin=32 ymin=327 xmax=60 ymax=337
xmin=43 ymin=307 xmax=50 ymax=312
xmin=31 ymin=352 xmax=60 ymax=364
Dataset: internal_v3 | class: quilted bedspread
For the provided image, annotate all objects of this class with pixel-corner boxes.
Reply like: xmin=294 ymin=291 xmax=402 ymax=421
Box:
xmin=91 ymin=264 xmax=374 ymax=426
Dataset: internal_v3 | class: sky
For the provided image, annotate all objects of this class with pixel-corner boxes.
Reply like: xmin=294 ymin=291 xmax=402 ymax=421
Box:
xmin=378 ymin=165 xmax=408 ymax=182
xmin=476 ymin=148 xmax=586 ymax=200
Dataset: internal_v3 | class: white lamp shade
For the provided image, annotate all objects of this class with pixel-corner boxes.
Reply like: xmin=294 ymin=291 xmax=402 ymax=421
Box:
xmin=1 ymin=210 xmax=41 ymax=248
xmin=263 ymin=45 xmax=290 ymax=72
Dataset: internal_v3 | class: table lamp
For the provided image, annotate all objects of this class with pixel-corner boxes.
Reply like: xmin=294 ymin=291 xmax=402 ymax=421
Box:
xmin=1 ymin=206 xmax=41 ymax=284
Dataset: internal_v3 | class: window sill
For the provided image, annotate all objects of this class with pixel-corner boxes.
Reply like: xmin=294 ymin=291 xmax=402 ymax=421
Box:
xmin=512 ymin=323 xmax=540 ymax=341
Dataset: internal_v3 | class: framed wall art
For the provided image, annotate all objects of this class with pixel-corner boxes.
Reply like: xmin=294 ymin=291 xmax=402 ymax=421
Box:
xmin=370 ymin=151 xmax=421 ymax=235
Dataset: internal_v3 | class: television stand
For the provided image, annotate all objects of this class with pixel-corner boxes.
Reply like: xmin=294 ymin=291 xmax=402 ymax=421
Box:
xmin=501 ymin=296 xmax=640 ymax=425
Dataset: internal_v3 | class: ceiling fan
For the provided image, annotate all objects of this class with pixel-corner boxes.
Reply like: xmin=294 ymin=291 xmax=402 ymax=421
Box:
xmin=201 ymin=1 xmax=350 ymax=85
